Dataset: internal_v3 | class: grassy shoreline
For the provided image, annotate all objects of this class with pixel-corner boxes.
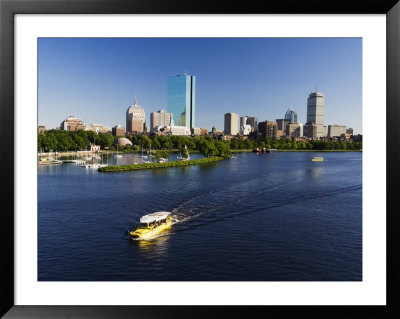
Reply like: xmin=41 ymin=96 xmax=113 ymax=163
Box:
xmin=98 ymin=156 xmax=225 ymax=172
xmin=39 ymin=148 xmax=361 ymax=157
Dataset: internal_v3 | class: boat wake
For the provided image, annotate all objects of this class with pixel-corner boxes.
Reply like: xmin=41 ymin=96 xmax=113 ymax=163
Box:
xmin=168 ymin=173 xmax=361 ymax=230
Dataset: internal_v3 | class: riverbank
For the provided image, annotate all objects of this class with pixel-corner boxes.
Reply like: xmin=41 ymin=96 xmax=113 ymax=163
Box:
xmin=98 ymin=156 xmax=225 ymax=172
xmin=38 ymin=148 xmax=361 ymax=158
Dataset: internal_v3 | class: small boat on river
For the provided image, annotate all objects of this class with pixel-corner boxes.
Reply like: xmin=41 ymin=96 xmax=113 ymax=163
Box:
xmin=38 ymin=157 xmax=62 ymax=165
xmin=128 ymin=212 xmax=172 ymax=240
xmin=311 ymin=157 xmax=324 ymax=162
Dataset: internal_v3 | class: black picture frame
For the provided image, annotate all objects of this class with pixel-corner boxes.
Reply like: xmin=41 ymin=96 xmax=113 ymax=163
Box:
xmin=1 ymin=0 xmax=399 ymax=318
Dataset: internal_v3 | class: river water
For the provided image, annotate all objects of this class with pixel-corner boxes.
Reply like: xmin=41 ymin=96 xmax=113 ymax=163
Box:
xmin=38 ymin=151 xmax=362 ymax=281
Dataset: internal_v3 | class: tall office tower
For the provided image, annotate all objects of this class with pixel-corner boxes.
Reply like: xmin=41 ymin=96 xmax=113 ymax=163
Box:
xmin=240 ymin=116 xmax=248 ymax=127
xmin=276 ymin=119 xmax=291 ymax=136
xmin=224 ymin=113 xmax=239 ymax=135
xmin=258 ymin=121 xmax=278 ymax=139
xmin=240 ymin=116 xmax=258 ymax=131
xmin=285 ymin=107 xmax=298 ymax=123
xmin=306 ymin=91 xmax=326 ymax=138
xmin=246 ymin=117 xmax=258 ymax=131
xmin=126 ymin=97 xmax=146 ymax=133
xmin=167 ymin=74 xmax=196 ymax=129
xmin=288 ymin=122 xmax=303 ymax=138
xmin=150 ymin=110 xmax=173 ymax=130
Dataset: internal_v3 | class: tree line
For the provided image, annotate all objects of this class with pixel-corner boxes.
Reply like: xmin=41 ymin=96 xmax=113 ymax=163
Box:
xmin=38 ymin=130 xmax=362 ymax=158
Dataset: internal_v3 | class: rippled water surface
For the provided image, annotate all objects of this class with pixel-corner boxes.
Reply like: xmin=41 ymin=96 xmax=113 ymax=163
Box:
xmin=38 ymin=151 xmax=362 ymax=281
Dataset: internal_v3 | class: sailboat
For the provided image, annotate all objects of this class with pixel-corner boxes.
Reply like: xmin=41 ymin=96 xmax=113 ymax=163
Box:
xmin=142 ymin=145 xmax=153 ymax=163
xmin=177 ymin=145 xmax=190 ymax=161
xmin=114 ymin=145 xmax=122 ymax=159
xmin=98 ymin=152 xmax=108 ymax=168
xmin=139 ymin=144 xmax=148 ymax=158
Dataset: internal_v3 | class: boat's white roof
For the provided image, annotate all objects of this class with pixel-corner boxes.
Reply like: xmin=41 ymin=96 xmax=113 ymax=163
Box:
xmin=140 ymin=211 xmax=171 ymax=223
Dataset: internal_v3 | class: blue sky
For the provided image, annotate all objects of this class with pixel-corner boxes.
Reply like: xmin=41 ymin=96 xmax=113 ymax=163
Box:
xmin=38 ymin=38 xmax=362 ymax=134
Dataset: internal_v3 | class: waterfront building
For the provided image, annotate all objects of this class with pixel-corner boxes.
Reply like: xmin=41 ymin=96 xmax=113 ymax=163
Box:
xmin=38 ymin=125 xmax=46 ymax=134
xmin=288 ymin=122 xmax=303 ymax=138
xmin=192 ymin=127 xmax=201 ymax=135
xmin=112 ymin=124 xmax=126 ymax=136
xmin=328 ymin=124 xmax=347 ymax=137
xmin=305 ymin=91 xmax=326 ymax=138
xmin=224 ymin=113 xmax=239 ymax=135
xmin=276 ymin=119 xmax=291 ymax=136
xmin=90 ymin=144 xmax=101 ymax=152
xmin=303 ymin=123 xmax=318 ymax=138
xmin=86 ymin=123 xmax=111 ymax=134
xmin=284 ymin=107 xmax=298 ymax=123
xmin=60 ymin=116 xmax=86 ymax=131
xmin=240 ymin=116 xmax=258 ymax=131
xmin=150 ymin=109 xmax=173 ymax=131
xmin=169 ymin=125 xmax=191 ymax=136
xmin=241 ymin=124 xmax=252 ymax=136
xmin=167 ymin=73 xmax=196 ymax=129
xmin=126 ymin=97 xmax=146 ymax=133
xmin=258 ymin=121 xmax=278 ymax=139
xmin=240 ymin=116 xmax=247 ymax=127
xmin=346 ymin=128 xmax=354 ymax=135
xmin=115 ymin=137 xmax=133 ymax=146
xmin=276 ymin=130 xmax=285 ymax=138
xmin=191 ymin=127 xmax=208 ymax=136
xmin=211 ymin=126 xmax=224 ymax=137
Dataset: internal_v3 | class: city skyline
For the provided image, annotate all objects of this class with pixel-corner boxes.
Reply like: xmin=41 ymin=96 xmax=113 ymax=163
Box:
xmin=38 ymin=38 xmax=362 ymax=134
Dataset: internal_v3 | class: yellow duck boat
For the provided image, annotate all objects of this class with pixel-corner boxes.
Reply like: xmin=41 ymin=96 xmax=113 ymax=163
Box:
xmin=129 ymin=211 xmax=172 ymax=240
xmin=311 ymin=157 xmax=324 ymax=162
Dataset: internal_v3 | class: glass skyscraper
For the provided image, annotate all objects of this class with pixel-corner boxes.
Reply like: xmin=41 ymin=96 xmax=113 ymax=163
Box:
xmin=284 ymin=107 xmax=298 ymax=123
xmin=167 ymin=74 xmax=196 ymax=129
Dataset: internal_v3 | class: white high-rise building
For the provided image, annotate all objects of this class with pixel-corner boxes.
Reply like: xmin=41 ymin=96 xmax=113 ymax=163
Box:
xmin=306 ymin=91 xmax=326 ymax=137
xmin=150 ymin=110 xmax=173 ymax=131
xmin=224 ymin=113 xmax=239 ymax=135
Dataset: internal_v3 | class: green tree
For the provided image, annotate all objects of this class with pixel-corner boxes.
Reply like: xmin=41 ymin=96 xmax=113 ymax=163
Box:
xmin=215 ymin=141 xmax=231 ymax=159
xmin=98 ymin=133 xmax=114 ymax=149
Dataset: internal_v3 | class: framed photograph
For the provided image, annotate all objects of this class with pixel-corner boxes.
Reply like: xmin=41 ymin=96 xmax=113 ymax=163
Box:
xmin=1 ymin=0 xmax=399 ymax=318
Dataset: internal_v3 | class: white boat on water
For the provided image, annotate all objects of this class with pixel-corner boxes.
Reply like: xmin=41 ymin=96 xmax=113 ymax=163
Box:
xmin=38 ymin=157 xmax=62 ymax=165
xmin=81 ymin=163 xmax=101 ymax=168
xmin=114 ymin=146 xmax=122 ymax=159
xmin=81 ymin=163 xmax=109 ymax=169
xmin=139 ymin=144 xmax=148 ymax=158
xmin=177 ymin=145 xmax=190 ymax=160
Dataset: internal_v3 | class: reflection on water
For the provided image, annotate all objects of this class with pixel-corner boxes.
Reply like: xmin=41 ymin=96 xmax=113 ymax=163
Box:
xmin=308 ymin=167 xmax=323 ymax=177
xmin=131 ymin=230 xmax=172 ymax=259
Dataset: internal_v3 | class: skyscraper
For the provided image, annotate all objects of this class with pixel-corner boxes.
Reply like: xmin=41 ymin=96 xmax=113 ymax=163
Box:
xmin=167 ymin=74 xmax=196 ymax=129
xmin=284 ymin=107 xmax=298 ymax=123
xmin=240 ymin=116 xmax=258 ymax=132
xmin=126 ymin=97 xmax=145 ymax=133
xmin=305 ymin=91 xmax=326 ymax=138
xmin=276 ymin=119 xmax=291 ymax=136
xmin=150 ymin=110 xmax=173 ymax=130
xmin=224 ymin=113 xmax=239 ymax=135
